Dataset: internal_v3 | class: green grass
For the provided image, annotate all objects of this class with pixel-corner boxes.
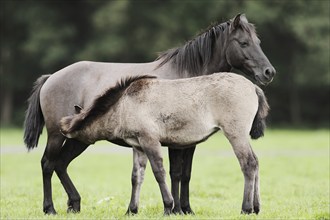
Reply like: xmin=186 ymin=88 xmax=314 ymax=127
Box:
xmin=1 ymin=128 xmax=329 ymax=219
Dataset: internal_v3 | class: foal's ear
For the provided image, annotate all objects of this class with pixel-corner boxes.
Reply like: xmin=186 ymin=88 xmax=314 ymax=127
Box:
xmin=231 ymin=13 xmax=248 ymax=31
xmin=74 ymin=105 xmax=83 ymax=114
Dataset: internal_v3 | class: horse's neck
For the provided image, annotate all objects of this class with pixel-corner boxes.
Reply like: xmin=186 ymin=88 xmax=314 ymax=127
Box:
xmin=207 ymin=32 xmax=231 ymax=74
xmin=156 ymin=56 xmax=231 ymax=79
xmin=155 ymin=32 xmax=231 ymax=78
xmin=152 ymin=60 xmax=183 ymax=79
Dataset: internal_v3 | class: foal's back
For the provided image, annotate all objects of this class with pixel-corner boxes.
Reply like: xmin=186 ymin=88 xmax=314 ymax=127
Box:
xmin=119 ymin=72 xmax=259 ymax=147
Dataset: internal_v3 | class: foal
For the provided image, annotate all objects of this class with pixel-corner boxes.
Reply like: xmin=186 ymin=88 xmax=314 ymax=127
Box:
xmin=60 ymin=72 xmax=269 ymax=215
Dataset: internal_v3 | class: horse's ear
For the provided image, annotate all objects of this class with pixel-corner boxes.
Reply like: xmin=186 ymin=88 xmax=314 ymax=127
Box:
xmin=231 ymin=13 xmax=248 ymax=31
xmin=74 ymin=105 xmax=83 ymax=114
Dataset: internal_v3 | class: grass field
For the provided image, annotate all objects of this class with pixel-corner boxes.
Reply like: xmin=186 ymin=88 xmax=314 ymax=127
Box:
xmin=0 ymin=128 xmax=329 ymax=219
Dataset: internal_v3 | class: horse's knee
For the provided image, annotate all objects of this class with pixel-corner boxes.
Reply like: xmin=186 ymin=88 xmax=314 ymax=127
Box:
xmin=169 ymin=159 xmax=183 ymax=182
xmin=41 ymin=158 xmax=55 ymax=176
xmin=169 ymin=169 xmax=182 ymax=182
xmin=181 ymin=169 xmax=191 ymax=184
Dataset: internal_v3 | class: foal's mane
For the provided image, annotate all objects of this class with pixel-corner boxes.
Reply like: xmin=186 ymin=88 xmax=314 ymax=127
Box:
xmin=157 ymin=17 xmax=256 ymax=76
xmin=65 ymin=75 xmax=156 ymax=133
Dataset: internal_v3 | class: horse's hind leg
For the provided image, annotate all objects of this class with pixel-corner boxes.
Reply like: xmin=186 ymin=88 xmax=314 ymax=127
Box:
xmin=226 ymin=134 xmax=258 ymax=214
xmin=41 ymin=134 xmax=65 ymax=214
xmin=54 ymin=139 xmax=89 ymax=213
xmin=126 ymin=148 xmax=148 ymax=215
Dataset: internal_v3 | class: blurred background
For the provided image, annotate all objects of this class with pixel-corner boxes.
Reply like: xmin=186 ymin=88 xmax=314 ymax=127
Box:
xmin=1 ymin=0 xmax=329 ymax=128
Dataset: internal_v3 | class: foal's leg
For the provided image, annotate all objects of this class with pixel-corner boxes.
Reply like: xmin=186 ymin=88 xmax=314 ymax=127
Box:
xmin=126 ymin=148 xmax=148 ymax=215
xmin=180 ymin=146 xmax=196 ymax=214
xmin=226 ymin=135 xmax=258 ymax=214
xmin=251 ymin=150 xmax=260 ymax=214
xmin=41 ymin=134 xmax=65 ymax=214
xmin=54 ymin=139 xmax=89 ymax=213
xmin=139 ymin=137 xmax=173 ymax=215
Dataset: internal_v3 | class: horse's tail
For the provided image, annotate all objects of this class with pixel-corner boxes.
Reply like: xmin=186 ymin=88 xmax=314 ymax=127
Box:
xmin=250 ymin=86 xmax=269 ymax=139
xmin=24 ymin=75 xmax=51 ymax=150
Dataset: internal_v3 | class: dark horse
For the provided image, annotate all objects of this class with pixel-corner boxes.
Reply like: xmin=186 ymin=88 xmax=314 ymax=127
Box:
xmin=24 ymin=14 xmax=275 ymax=215
xmin=60 ymin=73 xmax=269 ymax=215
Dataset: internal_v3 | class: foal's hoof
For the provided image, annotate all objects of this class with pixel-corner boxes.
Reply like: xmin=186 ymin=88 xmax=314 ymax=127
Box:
xmin=253 ymin=206 xmax=260 ymax=214
xmin=182 ymin=206 xmax=195 ymax=215
xmin=163 ymin=208 xmax=173 ymax=216
xmin=125 ymin=208 xmax=138 ymax=215
xmin=241 ymin=208 xmax=253 ymax=215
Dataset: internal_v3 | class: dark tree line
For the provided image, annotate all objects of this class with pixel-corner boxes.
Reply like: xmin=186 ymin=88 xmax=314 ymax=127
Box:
xmin=1 ymin=0 xmax=329 ymax=127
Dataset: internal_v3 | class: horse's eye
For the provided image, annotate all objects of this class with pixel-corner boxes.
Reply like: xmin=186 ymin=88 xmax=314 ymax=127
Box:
xmin=239 ymin=42 xmax=249 ymax=48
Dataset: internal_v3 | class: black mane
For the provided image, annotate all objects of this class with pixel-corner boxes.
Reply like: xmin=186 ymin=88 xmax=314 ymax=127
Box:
xmin=156 ymin=21 xmax=229 ymax=76
xmin=68 ymin=75 xmax=156 ymax=132
xmin=156 ymin=17 xmax=256 ymax=76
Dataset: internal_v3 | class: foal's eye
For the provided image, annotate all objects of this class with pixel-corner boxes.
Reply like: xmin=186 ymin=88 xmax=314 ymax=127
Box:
xmin=239 ymin=41 xmax=249 ymax=48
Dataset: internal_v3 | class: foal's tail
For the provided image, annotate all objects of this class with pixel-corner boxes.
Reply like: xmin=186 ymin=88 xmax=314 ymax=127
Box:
xmin=24 ymin=75 xmax=51 ymax=150
xmin=250 ymin=86 xmax=269 ymax=139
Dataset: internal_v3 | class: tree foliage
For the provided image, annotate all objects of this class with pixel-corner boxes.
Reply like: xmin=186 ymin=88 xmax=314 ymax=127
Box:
xmin=1 ymin=0 xmax=329 ymax=126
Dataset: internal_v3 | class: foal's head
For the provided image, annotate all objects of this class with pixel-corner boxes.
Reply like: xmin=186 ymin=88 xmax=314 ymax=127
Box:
xmin=60 ymin=75 xmax=157 ymax=143
xmin=225 ymin=14 xmax=276 ymax=85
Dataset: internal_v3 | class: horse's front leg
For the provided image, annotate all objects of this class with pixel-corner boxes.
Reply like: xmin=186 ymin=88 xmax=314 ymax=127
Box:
xmin=139 ymin=137 xmax=173 ymax=215
xmin=180 ymin=146 xmax=196 ymax=214
xmin=126 ymin=148 xmax=148 ymax=215
xmin=168 ymin=146 xmax=195 ymax=215
xmin=168 ymin=148 xmax=183 ymax=214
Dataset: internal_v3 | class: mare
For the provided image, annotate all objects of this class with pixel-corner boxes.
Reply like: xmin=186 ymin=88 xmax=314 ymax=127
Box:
xmin=60 ymin=72 xmax=269 ymax=215
xmin=24 ymin=14 xmax=275 ymax=215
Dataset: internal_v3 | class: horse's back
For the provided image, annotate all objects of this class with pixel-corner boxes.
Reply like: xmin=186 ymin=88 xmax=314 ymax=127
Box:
xmin=39 ymin=61 xmax=158 ymax=131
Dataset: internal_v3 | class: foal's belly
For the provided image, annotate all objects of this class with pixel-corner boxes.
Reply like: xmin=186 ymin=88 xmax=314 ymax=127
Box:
xmin=160 ymin=127 xmax=220 ymax=148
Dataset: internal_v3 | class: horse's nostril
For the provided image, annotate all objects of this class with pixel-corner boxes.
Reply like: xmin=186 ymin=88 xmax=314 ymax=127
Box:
xmin=264 ymin=67 xmax=275 ymax=79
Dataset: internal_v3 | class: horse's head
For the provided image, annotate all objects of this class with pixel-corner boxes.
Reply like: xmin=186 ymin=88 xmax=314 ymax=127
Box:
xmin=225 ymin=14 xmax=276 ymax=85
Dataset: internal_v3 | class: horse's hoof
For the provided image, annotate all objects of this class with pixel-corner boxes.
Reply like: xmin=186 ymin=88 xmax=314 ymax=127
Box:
xmin=67 ymin=199 xmax=81 ymax=213
xmin=172 ymin=207 xmax=184 ymax=215
xmin=43 ymin=206 xmax=57 ymax=215
xmin=67 ymin=207 xmax=80 ymax=213
xmin=182 ymin=206 xmax=195 ymax=215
